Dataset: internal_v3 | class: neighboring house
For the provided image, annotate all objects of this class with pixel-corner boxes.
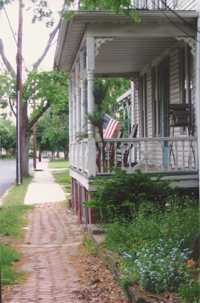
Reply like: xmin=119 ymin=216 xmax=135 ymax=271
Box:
xmin=54 ymin=0 xmax=200 ymax=224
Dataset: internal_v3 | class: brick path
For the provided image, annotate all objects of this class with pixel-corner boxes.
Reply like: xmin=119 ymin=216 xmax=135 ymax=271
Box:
xmin=8 ymin=202 xmax=87 ymax=303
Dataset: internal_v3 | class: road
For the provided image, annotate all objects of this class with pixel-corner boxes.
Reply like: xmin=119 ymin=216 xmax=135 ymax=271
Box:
xmin=0 ymin=159 xmax=33 ymax=198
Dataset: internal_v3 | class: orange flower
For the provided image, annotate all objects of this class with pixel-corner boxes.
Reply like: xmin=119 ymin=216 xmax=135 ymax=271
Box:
xmin=132 ymin=244 xmax=137 ymax=248
xmin=164 ymin=229 xmax=169 ymax=233
xmin=142 ymin=240 xmax=146 ymax=243
xmin=187 ymin=260 xmax=194 ymax=265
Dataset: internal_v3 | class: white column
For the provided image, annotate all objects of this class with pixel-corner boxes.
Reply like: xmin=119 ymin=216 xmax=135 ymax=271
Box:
xmin=86 ymin=36 xmax=96 ymax=177
xmin=68 ymin=77 xmax=72 ymax=142
xmin=87 ymin=37 xmax=95 ymax=139
xmin=72 ymin=92 xmax=76 ymax=141
xmin=80 ymin=79 xmax=87 ymax=131
xmin=196 ymin=9 xmax=200 ymax=200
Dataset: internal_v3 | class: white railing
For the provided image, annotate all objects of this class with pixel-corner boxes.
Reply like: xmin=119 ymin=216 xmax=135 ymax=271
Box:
xmin=96 ymin=136 xmax=197 ymax=174
xmin=70 ymin=139 xmax=88 ymax=174
xmin=130 ymin=0 xmax=197 ymax=10
xmin=70 ymin=136 xmax=197 ymax=176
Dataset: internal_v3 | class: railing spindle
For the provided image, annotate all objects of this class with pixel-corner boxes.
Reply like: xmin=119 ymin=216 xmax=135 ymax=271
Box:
xmin=182 ymin=140 xmax=185 ymax=171
xmin=175 ymin=140 xmax=178 ymax=171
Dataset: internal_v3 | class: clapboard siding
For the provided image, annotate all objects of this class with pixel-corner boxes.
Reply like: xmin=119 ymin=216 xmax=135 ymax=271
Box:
xmin=134 ymin=40 xmax=197 ymax=168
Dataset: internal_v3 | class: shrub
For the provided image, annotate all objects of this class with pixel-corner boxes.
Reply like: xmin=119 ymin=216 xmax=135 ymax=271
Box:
xmin=103 ymin=198 xmax=199 ymax=299
xmin=83 ymin=168 xmax=178 ymax=222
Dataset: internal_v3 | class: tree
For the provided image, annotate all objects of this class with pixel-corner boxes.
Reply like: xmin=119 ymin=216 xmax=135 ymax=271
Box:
xmin=0 ymin=0 xmax=68 ymax=177
xmin=36 ymin=106 xmax=69 ymax=161
xmin=0 ymin=119 xmax=16 ymax=155
xmin=0 ymin=70 xmax=68 ymax=175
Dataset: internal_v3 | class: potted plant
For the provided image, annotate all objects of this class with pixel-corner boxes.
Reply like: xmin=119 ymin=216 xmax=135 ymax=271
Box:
xmin=85 ymin=80 xmax=110 ymax=172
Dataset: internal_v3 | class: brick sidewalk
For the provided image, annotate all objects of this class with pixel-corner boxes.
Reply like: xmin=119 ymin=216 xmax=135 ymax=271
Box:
xmin=8 ymin=202 xmax=87 ymax=303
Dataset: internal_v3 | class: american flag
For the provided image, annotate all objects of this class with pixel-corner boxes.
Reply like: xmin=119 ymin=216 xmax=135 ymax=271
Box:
xmin=103 ymin=114 xmax=120 ymax=138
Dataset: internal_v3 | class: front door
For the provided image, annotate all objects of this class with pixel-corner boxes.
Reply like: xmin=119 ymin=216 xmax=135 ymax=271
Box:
xmin=161 ymin=57 xmax=170 ymax=165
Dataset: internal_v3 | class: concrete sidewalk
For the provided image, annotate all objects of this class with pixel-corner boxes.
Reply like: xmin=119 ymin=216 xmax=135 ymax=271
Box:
xmin=24 ymin=159 xmax=66 ymax=205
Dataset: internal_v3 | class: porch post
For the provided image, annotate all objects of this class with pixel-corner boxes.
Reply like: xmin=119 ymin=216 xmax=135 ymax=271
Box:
xmin=72 ymin=72 xmax=76 ymax=142
xmin=80 ymin=79 xmax=87 ymax=130
xmin=68 ymin=76 xmax=72 ymax=164
xmin=86 ymin=36 xmax=96 ymax=177
xmin=196 ymin=8 xmax=200 ymax=199
xmin=76 ymin=61 xmax=81 ymax=134
xmin=80 ymin=48 xmax=87 ymax=132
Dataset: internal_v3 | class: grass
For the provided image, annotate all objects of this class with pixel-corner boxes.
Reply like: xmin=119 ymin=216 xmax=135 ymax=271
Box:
xmin=52 ymin=169 xmax=71 ymax=194
xmin=101 ymin=197 xmax=200 ymax=302
xmin=1 ymin=175 xmax=34 ymax=285
xmin=48 ymin=157 xmax=69 ymax=169
xmin=0 ymin=243 xmax=25 ymax=285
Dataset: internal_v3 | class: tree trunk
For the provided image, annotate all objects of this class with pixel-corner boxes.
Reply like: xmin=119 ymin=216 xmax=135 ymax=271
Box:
xmin=52 ymin=151 xmax=56 ymax=162
xmin=22 ymin=124 xmax=31 ymax=177
xmin=22 ymin=104 xmax=31 ymax=177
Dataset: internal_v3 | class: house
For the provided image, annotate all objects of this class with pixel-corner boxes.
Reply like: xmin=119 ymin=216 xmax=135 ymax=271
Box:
xmin=54 ymin=0 xmax=200 ymax=224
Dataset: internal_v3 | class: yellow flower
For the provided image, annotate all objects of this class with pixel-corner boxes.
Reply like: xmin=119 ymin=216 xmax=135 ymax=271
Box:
xmin=132 ymin=244 xmax=137 ymax=248
xmin=187 ymin=260 xmax=194 ymax=265
xmin=142 ymin=240 xmax=146 ymax=243
xmin=164 ymin=229 xmax=169 ymax=233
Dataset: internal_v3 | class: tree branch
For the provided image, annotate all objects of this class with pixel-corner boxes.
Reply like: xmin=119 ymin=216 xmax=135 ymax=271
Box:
xmin=9 ymin=97 xmax=16 ymax=117
xmin=29 ymin=100 xmax=50 ymax=129
xmin=0 ymin=39 xmax=16 ymax=79
xmin=32 ymin=21 xmax=60 ymax=71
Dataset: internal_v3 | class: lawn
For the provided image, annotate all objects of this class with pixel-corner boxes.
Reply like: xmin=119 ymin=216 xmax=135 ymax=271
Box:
xmin=48 ymin=157 xmax=69 ymax=169
xmin=52 ymin=169 xmax=71 ymax=194
xmin=0 ymin=175 xmax=34 ymax=285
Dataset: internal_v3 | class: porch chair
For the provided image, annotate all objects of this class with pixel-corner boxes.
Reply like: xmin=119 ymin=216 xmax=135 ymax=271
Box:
xmin=109 ymin=128 xmax=124 ymax=166
xmin=117 ymin=123 xmax=138 ymax=167
xmin=96 ymin=127 xmax=122 ymax=172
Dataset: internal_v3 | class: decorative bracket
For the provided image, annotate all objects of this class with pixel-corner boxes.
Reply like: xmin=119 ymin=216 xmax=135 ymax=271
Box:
xmin=175 ymin=37 xmax=196 ymax=57
xmin=95 ymin=38 xmax=114 ymax=57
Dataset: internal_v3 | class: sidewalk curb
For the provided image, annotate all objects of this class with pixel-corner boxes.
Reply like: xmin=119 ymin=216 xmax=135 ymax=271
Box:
xmin=88 ymin=224 xmax=157 ymax=303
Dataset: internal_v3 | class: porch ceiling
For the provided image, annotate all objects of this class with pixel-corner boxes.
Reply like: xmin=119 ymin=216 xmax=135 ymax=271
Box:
xmin=94 ymin=37 xmax=177 ymax=77
xmin=54 ymin=10 xmax=198 ymax=77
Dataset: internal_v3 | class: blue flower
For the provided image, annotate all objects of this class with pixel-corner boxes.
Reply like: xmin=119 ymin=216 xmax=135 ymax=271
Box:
xmin=146 ymin=249 xmax=149 ymax=252
xmin=169 ymin=268 xmax=174 ymax=271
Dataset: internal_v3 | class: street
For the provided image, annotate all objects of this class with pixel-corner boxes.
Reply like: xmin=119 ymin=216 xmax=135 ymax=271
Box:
xmin=0 ymin=159 xmax=33 ymax=198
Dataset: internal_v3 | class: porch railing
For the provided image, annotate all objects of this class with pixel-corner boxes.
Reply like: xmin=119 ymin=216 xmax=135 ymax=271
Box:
xmin=130 ymin=0 xmax=197 ymax=10
xmin=70 ymin=136 xmax=197 ymax=176
xmin=96 ymin=136 xmax=197 ymax=174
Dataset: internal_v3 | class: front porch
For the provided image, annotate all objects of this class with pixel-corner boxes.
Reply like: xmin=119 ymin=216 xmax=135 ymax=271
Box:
xmin=70 ymin=135 xmax=198 ymax=189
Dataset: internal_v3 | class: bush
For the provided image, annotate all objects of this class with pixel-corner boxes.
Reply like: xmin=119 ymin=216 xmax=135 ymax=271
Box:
xmin=103 ymin=198 xmax=199 ymax=300
xmin=83 ymin=168 xmax=178 ymax=222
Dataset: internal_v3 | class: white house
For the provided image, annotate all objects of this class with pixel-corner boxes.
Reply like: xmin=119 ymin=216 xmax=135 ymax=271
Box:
xmin=54 ymin=0 xmax=200 ymax=223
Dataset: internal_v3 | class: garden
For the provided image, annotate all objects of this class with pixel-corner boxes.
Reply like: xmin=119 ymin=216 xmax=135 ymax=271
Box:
xmin=83 ymin=168 xmax=200 ymax=302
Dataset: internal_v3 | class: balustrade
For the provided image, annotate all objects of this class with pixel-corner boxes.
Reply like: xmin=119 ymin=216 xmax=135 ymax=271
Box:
xmin=69 ymin=136 xmax=197 ymax=176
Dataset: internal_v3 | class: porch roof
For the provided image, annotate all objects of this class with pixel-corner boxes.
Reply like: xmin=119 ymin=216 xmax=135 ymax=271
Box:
xmin=54 ymin=10 xmax=198 ymax=77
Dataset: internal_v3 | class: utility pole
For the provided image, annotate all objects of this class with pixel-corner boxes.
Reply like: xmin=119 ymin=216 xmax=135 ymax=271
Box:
xmin=33 ymin=99 xmax=37 ymax=169
xmin=16 ymin=0 xmax=23 ymax=185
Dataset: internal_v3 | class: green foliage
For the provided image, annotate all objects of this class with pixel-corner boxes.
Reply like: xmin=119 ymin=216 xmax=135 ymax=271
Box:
xmin=83 ymin=236 xmax=100 ymax=254
xmin=102 ymin=198 xmax=199 ymax=299
xmin=0 ymin=119 xmax=16 ymax=151
xmin=36 ymin=104 xmax=69 ymax=154
xmin=1 ymin=243 xmax=24 ymax=285
xmin=83 ymin=168 xmax=178 ymax=222
xmin=79 ymin=0 xmax=140 ymax=20
xmin=0 ymin=204 xmax=34 ymax=237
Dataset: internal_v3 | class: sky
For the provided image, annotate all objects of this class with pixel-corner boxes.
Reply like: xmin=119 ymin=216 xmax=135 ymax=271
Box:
xmin=0 ymin=0 xmax=64 ymax=73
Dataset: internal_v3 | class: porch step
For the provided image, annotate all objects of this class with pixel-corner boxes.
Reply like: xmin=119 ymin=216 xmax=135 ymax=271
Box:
xmin=88 ymin=224 xmax=105 ymax=244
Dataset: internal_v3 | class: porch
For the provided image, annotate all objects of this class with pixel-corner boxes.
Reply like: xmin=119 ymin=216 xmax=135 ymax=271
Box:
xmin=70 ymin=136 xmax=198 ymax=188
